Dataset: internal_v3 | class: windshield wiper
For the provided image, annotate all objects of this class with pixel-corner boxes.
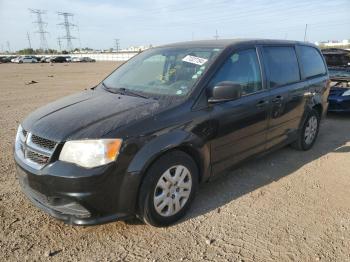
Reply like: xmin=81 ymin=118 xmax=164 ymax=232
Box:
xmin=102 ymin=82 xmax=149 ymax=99
xmin=117 ymin=88 xmax=149 ymax=99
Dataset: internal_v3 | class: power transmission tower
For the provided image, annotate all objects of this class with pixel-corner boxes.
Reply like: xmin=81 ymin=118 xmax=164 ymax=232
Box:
xmin=57 ymin=12 xmax=76 ymax=51
xmin=214 ymin=29 xmax=219 ymax=40
xmin=114 ymin=39 xmax=120 ymax=52
xmin=29 ymin=9 xmax=49 ymax=51
xmin=57 ymin=37 xmax=62 ymax=52
xmin=27 ymin=32 xmax=32 ymax=49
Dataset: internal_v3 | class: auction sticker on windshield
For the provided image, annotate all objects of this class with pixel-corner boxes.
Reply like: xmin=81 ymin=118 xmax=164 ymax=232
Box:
xmin=182 ymin=55 xmax=208 ymax=66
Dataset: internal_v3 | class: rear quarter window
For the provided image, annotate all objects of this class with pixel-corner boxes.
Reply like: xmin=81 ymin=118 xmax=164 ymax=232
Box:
xmin=262 ymin=46 xmax=300 ymax=88
xmin=298 ymin=46 xmax=327 ymax=78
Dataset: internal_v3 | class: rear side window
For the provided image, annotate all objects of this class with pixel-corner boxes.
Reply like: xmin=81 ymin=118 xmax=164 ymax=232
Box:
xmin=298 ymin=46 xmax=327 ymax=78
xmin=263 ymin=46 xmax=300 ymax=88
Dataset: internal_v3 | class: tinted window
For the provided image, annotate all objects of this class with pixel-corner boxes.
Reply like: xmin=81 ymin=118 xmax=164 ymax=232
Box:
xmin=299 ymin=46 xmax=327 ymax=78
xmin=210 ymin=49 xmax=262 ymax=96
xmin=263 ymin=46 xmax=300 ymax=88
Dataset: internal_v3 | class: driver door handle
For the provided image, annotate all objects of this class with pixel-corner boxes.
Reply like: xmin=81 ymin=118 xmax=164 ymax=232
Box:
xmin=256 ymin=100 xmax=269 ymax=108
xmin=272 ymin=95 xmax=283 ymax=103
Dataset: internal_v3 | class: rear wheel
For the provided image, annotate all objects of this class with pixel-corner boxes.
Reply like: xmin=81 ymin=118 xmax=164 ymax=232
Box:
xmin=138 ymin=151 xmax=198 ymax=227
xmin=291 ymin=109 xmax=320 ymax=150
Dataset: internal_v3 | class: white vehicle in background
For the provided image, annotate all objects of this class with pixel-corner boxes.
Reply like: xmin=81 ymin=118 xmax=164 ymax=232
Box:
xmin=13 ymin=56 xmax=38 ymax=63
xmin=71 ymin=57 xmax=83 ymax=62
xmin=71 ymin=56 xmax=96 ymax=62
xmin=11 ymin=57 xmax=21 ymax=63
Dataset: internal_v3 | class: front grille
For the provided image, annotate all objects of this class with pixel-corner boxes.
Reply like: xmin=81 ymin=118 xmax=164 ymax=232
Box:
xmin=27 ymin=150 xmax=50 ymax=165
xmin=16 ymin=127 xmax=57 ymax=170
xmin=31 ymin=134 xmax=56 ymax=150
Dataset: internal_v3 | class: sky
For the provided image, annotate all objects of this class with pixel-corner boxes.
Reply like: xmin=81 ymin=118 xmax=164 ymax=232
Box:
xmin=0 ymin=0 xmax=349 ymax=51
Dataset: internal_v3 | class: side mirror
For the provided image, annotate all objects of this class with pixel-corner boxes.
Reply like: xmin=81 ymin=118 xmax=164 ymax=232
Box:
xmin=208 ymin=81 xmax=242 ymax=103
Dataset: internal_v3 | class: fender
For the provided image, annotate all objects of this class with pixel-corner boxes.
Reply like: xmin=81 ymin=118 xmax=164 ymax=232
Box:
xmin=298 ymin=86 xmax=324 ymax=130
xmin=127 ymin=130 xmax=211 ymax=183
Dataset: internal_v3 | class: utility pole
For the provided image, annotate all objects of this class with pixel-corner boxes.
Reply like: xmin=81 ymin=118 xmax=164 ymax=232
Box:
xmin=27 ymin=32 xmax=32 ymax=49
xmin=214 ymin=29 xmax=219 ymax=40
xmin=6 ymin=41 xmax=11 ymax=53
xmin=57 ymin=12 xmax=76 ymax=51
xmin=304 ymin=24 xmax=308 ymax=42
xmin=114 ymin=39 xmax=120 ymax=52
xmin=29 ymin=9 xmax=49 ymax=51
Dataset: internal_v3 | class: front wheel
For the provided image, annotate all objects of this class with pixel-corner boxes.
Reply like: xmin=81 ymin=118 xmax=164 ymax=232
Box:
xmin=291 ymin=109 xmax=320 ymax=151
xmin=138 ymin=151 xmax=198 ymax=227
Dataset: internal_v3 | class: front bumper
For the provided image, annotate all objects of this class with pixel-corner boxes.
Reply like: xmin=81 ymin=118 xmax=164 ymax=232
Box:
xmin=15 ymin=154 xmax=141 ymax=225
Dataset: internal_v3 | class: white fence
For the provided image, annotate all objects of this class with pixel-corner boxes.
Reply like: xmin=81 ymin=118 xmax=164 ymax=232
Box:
xmin=70 ymin=52 xmax=139 ymax=61
xmin=0 ymin=52 xmax=140 ymax=62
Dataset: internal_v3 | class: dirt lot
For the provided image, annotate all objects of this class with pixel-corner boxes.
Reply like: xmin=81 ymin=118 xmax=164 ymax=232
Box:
xmin=0 ymin=62 xmax=349 ymax=261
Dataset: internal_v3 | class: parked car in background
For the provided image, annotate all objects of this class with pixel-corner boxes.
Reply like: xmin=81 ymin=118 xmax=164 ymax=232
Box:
xmin=15 ymin=56 xmax=38 ymax=63
xmin=71 ymin=56 xmax=95 ymax=62
xmin=11 ymin=56 xmax=21 ymax=63
xmin=14 ymin=39 xmax=330 ymax=227
xmin=71 ymin=57 xmax=81 ymax=62
xmin=40 ymin=56 xmax=48 ymax=63
xmin=63 ymin=56 xmax=72 ymax=62
xmin=81 ymin=57 xmax=96 ymax=62
xmin=322 ymin=49 xmax=350 ymax=113
xmin=0 ymin=56 xmax=12 ymax=63
xmin=50 ymin=56 xmax=67 ymax=63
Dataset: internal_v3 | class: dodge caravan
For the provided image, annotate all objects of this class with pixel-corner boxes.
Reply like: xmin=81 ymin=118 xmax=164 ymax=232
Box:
xmin=14 ymin=39 xmax=330 ymax=227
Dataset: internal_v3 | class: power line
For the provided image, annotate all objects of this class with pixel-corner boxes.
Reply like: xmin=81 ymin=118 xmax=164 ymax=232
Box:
xmin=57 ymin=12 xmax=77 ymax=51
xmin=29 ymin=9 xmax=49 ymax=50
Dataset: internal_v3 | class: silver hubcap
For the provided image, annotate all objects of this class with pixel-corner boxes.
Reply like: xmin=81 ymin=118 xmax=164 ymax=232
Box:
xmin=304 ymin=116 xmax=318 ymax=145
xmin=153 ymin=165 xmax=192 ymax=217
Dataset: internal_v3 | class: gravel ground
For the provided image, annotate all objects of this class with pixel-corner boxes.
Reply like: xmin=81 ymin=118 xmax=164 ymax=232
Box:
xmin=0 ymin=62 xmax=349 ymax=262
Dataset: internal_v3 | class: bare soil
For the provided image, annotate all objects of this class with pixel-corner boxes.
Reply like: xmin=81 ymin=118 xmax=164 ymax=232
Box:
xmin=0 ymin=62 xmax=349 ymax=261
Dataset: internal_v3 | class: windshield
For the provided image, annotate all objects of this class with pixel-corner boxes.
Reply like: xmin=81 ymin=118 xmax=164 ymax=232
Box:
xmin=102 ymin=47 xmax=222 ymax=97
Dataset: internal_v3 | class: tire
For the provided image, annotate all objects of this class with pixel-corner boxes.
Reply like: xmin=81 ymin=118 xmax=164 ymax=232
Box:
xmin=138 ymin=150 xmax=199 ymax=227
xmin=291 ymin=109 xmax=320 ymax=151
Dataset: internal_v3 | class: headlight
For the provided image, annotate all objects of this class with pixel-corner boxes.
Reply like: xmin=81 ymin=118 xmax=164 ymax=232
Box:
xmin=342 ymin=90 xmax=350 ymax=96
xmin=59 ymin=139 xmax=122 ymax=168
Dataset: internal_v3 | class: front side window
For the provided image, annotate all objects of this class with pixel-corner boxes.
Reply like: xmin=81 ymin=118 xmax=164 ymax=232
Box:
xmin=209 ymin=49 xmax=262 ymax=96
xmin=103 ymin=47 xmax=222 ymax=98
xmin=263 ymin=46 xmax=300 ymax=88
xmin=298 ymin=46 xmax=327 ymax=78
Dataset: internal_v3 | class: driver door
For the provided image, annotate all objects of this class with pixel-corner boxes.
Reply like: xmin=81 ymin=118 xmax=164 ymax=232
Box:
xmin=209 ymin=48 xmax=270 ymax=175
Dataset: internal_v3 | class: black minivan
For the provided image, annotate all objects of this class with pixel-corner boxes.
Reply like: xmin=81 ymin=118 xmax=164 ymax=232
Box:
xmin=14 ymin=39 xmax=330 ymax=227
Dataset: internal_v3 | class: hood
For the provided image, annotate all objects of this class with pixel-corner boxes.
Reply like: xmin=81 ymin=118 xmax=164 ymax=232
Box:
xmin=22 ymin=89 xmax=162 ymax=141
